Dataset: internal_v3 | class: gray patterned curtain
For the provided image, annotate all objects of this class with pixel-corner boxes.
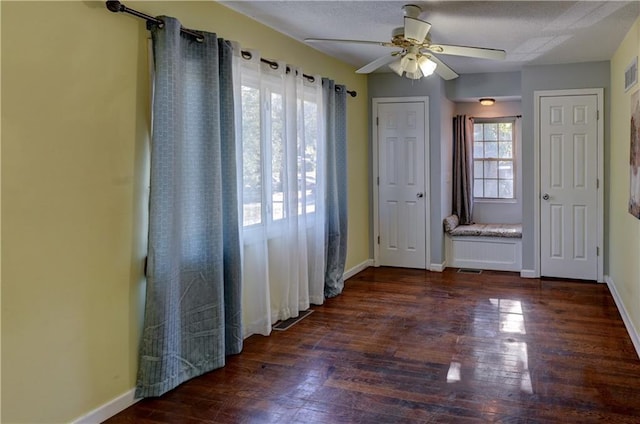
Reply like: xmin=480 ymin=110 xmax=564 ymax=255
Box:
xmin=323 ymin=79 xmax=348 ymax=298
xmin=136 ymin=17 xmax=242 ymax=398
xmin=452 ymin=115 xmax=474 ymax=224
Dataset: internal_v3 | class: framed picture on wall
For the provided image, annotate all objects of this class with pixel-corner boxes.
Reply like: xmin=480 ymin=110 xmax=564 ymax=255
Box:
xmin=630 ymin=89 xmax=640 ymax=219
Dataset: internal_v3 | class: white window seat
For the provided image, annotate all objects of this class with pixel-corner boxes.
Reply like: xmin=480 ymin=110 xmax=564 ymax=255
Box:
xmin=443 ymin=214 xmax=522 ymax=272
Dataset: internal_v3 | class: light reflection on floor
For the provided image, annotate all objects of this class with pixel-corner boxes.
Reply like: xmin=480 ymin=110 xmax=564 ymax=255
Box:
xmin=446 ymin=298 xmax=533 ymax=394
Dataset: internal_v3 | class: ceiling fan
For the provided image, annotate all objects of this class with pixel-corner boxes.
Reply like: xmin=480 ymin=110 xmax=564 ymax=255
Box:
xmin=305 ymin=4 xmax=506 ymax=80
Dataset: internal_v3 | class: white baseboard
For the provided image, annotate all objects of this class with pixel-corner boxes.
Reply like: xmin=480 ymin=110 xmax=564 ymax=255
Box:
xmin=71 ymin=388 xmax=139 ymax=424
xmin=605 ymin=275 xmax=640 ymax=360
xmin=344 ymin=259 xmax=373 ymax=280
xmin=71 ymin=257 xmax=438 ymax=424
xmin=430 ymin=262 xmax=446 ymax=272
xmin=520 ymin=269 xmax=537 ymax=278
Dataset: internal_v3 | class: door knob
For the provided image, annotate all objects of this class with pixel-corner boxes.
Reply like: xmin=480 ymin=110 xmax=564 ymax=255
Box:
xmin=542 ymin=193 xmax=550 ymax=200
xmin=416 ymin=192 xmax=424 ymax=198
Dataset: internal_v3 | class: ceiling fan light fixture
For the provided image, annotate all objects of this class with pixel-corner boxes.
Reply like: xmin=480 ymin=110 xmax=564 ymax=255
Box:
xmin=479 ymin=98 xmax=496 ymax=106
xmin=405 ymin=70 xmax=423 ymax=80
xmin=417 ymin=56 xmax=437 ymax=77
xmin=401 ymin=54 xmax=419 ymax=74
xmin=304 ymin=3 xmax=505 ymax=81
xmin=389 ymin=59 xmax=404 ymax=76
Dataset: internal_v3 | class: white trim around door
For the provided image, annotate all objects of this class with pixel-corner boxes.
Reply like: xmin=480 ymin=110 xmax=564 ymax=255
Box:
xmin=372 ymin=96 xmax=430 ymax=269
xmin=533 ymin=88 xmax=604 ymax=282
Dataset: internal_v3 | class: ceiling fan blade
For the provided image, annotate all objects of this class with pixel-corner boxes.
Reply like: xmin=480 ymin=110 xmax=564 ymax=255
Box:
xmin=429 ymin=55 xmax=459 ymax=80
xmin=404 ymin=17 xmax=431 ymax=43
xmin=356 ymin=53 xmax=401 ymax=74
xmin=428 ymin=44 xmax=506 ymax=60
xmin=305 ymin=38 xmax=394 ymax=48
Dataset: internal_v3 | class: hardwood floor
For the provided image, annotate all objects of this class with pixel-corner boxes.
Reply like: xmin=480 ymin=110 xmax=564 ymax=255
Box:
xmin=106 ymin=267 xmax=640 ymax=423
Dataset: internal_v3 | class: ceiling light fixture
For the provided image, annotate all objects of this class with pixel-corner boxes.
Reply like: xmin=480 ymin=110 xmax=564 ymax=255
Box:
xmin=418 ymin=56 xmax=437 ymax=77
xmin=479 ymin=98 xmax=496 ymax=106
xmin=401 ymin=53 xmax=419 ymax=74
xmin=388 ymin=49 xmax=438 ymax=80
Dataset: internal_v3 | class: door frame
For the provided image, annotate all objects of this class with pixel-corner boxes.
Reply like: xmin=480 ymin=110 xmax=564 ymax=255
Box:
xmin=372 ymin=96 xmax=430 ymax=268
xmin=533 ymin=88 xmax=604 ymax=282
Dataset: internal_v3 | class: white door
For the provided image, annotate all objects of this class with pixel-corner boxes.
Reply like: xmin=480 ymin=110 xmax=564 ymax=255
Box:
xmin=540 ymin=95 xmax=599 ymax=280
xmin=377 ymin=101 xmax=427 ymax=268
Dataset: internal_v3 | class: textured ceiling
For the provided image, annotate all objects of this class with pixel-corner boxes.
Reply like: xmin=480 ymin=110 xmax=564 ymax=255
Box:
xmin=219 ymin=1 xmax=640 ymax=75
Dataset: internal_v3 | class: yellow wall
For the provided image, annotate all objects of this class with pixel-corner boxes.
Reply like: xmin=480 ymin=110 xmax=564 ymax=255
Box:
xmin=1 ymin=1 xmax=369 ymax=422
xmin=609 ymin=17 xmax=640 ymax=334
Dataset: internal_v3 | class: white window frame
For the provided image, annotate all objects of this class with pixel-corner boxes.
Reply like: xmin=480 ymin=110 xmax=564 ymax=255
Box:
xmin=472 ymin=118 xmax=517 ymax=202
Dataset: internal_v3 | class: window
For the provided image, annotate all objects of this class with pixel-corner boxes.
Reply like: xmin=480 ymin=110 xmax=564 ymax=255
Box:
xmin=238 ymin=64 xmax=322 ymax=228
xmin=473 ymin=120 xmax=515 ymax=200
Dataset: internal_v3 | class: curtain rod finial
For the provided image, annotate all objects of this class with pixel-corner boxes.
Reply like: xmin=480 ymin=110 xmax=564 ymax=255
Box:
xmin=106 ymin=1 xmax=124 ymax=13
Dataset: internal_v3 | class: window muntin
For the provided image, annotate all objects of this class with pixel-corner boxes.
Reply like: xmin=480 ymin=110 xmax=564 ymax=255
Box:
xmin=473 ymin=121 xmax=515 ymax=200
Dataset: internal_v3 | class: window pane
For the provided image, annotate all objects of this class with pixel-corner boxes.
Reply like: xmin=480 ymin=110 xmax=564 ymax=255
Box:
xmin=241 ymin=86 xmax=262 ymax=226
xmin=474 ymin=142 xmax=484 ymax=158
xmin=474 ymin=179 xmax=484 ymax=197
xmin=485 ymin=142 xmax=498 ymax=158
xmin=499 ymin=161 xmax=513 ymax=179
xmin=303 ymin=100 xmax=317 ymax=214
xmin=484 ymin=123 xmax=498 ymax=141
xmin=296 ymin=98 xmax=304 ymax=216
xmin=484 ymin=161 xmax=498 ymax=178
xmin=499 ymin=123 xmax=513 ymax=141
xmin=474 ymin=124 xmax=483 ymax=140
xmin=474 ymin=160 xmax=484 ymax=178
xmin=499 ymin=180 xmax=514 ymax=198
xmin=499 ymin=142 xmax=512 ymax=158
xmin=271 ymin=92 xmax=285 ymax=221
xmin=484 ymin=179 xmax=498 ymax=198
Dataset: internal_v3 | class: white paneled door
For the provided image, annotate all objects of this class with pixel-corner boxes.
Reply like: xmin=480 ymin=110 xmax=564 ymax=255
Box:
xmin=540 ymin=94 xmax=599 ymax=280
xmin=376 ymin=101 xmax=427 ymax=269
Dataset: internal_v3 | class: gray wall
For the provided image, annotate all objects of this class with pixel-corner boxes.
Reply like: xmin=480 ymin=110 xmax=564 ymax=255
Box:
xmin=441 ymin=97 xmax=455 ymax=231
xmin=368 ymin=73 xmax=448 ymax=266
xmin=368 ymin=61 xmax=610 ymax=273
xmin=520 ymin=61 xmax=610 ymax=271
xmin=446 ymin=71 xmax=521 ymax=101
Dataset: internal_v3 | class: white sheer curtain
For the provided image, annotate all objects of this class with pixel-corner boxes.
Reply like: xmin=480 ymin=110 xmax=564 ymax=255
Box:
xmin=232 ymin=47 xmax=326 ymax=337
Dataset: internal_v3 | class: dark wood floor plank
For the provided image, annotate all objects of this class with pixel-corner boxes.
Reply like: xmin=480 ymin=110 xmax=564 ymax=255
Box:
xmin=105 ymin=267 xmax=640 ymax=423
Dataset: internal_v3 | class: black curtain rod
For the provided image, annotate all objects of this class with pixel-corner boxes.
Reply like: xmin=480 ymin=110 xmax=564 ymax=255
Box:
xmin=238 ymin=51 xmax=356 ymax=97
xmin=105 ymin=1 xmax=357 ymax=97
xmin=106 ymin=0 xmax=204 ymax=40
xmin=469 ymin=115 xmax=522 ymax=120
